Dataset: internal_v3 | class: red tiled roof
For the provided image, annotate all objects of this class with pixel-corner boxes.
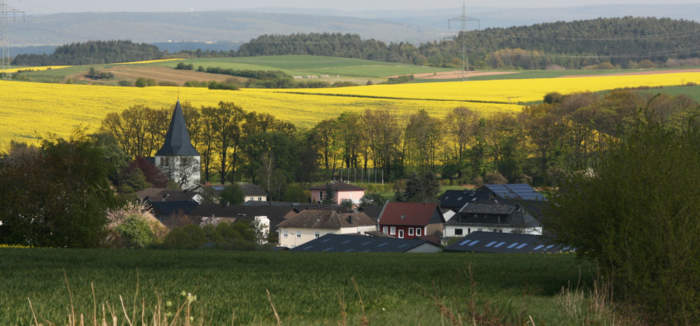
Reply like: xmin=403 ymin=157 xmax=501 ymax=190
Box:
xmin=378 ymin=202 xmax=443 ymax=226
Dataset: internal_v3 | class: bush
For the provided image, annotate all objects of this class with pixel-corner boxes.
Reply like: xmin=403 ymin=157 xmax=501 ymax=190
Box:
xmin=546 ymin=123 xmax=700 ymax=324
xmin=158 ymin=81 xmax=178 ymax=87
xmin=163 ymin=224 xmax=207 ymax=249
xmin=85 ymin=67 xmax=114 ymax=80
xmin=118 ymin=80 xmax=132 ymax=86
xmin=115 ymin=215 xmax=155 ymax=248
xmin=134 ymin=78 xmax=156 ymax=87
xmin=207 ymin=81 xmax=239 ymax=90
xmin=175 ymin=62 xmax=194 ymax=70
xmin=220 ymin=184 xmax=244 ymax=206
xmin=162 ymin=222 xmax=257 ymax=250
xmin=282 ymin=183 xmax=308 ymax=202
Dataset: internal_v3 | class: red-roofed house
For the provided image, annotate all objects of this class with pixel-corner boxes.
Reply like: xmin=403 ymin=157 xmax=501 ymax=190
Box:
xmin=377 ymin=202 xmax=445 ymax=239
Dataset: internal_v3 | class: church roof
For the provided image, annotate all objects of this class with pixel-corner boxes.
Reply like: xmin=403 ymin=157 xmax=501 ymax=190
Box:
xmin=156 ymin=101 xmax=199 ymax=157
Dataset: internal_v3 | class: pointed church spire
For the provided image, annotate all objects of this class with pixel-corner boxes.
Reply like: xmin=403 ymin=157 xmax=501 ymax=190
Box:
xmin=156 ymin=100 xmax=199 ymax=156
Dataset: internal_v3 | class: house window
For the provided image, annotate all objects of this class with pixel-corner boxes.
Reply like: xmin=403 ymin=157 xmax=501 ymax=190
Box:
xmin=315 ymin=232 xmax=320 ymax=239
xmin=162 ymin=157 xmax=169 ymax=167
xmin=468 ymin=228 xmax=471 ymax=234
xmin=297 ymin=231 xmax=301 ymax=238
xmin=455 ymin=228 xmax=463 ymax=236
xmin=408 ymin=227 xmax=414 ymax=236
xmin=389 ymin=226 xmax=396 ymax=235
xmin=284 ymin=231 xmax=288 ymax=238
xmin=398 ymin=229 xmax=404 ymax=239
xmin=416 ymin=228 xmax=422 ymax=236
xmin=382 ymin=226 xmax=388 ymax=234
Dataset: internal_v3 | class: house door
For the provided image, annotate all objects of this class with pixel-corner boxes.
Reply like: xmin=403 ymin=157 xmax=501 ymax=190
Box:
xmin=398 ymin=229 xmax=404 ymax=239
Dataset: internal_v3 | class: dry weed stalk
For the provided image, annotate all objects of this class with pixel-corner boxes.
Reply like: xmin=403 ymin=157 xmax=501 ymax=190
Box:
xmin=351 ymin=277 xmax=369 ymax=326
xmin=265 ymin=289 xmax=281 ymax=326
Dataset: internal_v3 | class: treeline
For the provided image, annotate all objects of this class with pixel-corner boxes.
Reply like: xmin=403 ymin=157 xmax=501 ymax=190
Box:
xmin=234 ymin=17 xmax=700 ymax=69
xmin=100 ymin=89 xmax=700 ymax=200
xmin=12 ymin=40 xmax=163 ymax=66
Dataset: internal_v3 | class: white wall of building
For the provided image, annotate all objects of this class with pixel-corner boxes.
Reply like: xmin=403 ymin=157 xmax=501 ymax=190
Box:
xmin=245 ymin=195 xmax=267 ymax=202
xmin=155 ymin=155 xmax=201 ymax=190
xmin=444 ymin=225 xmax=543 ymax=237
xmin=278 ymin=225 xmax=377 ymax=248
xmin=254 ymin=216 xmax=271 ymax=244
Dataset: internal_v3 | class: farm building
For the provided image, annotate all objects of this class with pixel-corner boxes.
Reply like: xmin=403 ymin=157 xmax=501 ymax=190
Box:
xmin=441 ymin=184 xmax=547 ymax=237
xmin=277 ymin=209 xmax=376 ymax=248
xmin=154 ymin=101 xmax=201 ymax=190
xmin=309 ymin=182 xmax=365 ymax=205
xmin=292 ymin=234 xmax=442 ymax=253
xmin=377 ymin=202 xmax=445 ymax=239
xmin=439 ymin=189 xmax=477 ymax=211
xmin=238 ymin=183 xmax=267 ymax=202
xmin=445 ymin=231 xmax=573 ymax=254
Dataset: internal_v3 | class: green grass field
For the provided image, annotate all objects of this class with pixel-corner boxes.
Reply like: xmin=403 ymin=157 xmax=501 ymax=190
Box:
xmin=0 ymin=249 xmax=606 ymax=325
xmin=154 ymin=55 xmax=453 ymax=79
xmin=638 ymin=84 xmax=700 ymax=102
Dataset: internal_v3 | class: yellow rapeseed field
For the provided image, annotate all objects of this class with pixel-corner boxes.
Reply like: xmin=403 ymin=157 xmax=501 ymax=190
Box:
xmin=1 ymin=71 xmax=698 ymax=150
xmin=0 ymin=80 xmax=517 ymax=149
xmin=281 ymin=72 xmax=700 ymax=103
xmin=0 ymin=65 xmax=71 ymax=74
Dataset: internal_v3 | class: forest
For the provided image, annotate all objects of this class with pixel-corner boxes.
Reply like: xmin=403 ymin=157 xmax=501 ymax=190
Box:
xmin=234 ymin=17 xmax=700 ymax=69
xmin=96 ymin=89 xmax=700 ymax=200
xmin=11 ymin=40 xmax=163 ymax=66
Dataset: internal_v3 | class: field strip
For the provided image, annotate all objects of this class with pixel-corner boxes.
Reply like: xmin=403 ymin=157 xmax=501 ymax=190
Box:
xmin=276 ymin=91 xmax=517 ymax=105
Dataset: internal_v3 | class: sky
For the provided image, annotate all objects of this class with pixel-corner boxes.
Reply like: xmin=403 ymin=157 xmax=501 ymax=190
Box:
xmin=8 ymin=0 xmax=700 ymax=14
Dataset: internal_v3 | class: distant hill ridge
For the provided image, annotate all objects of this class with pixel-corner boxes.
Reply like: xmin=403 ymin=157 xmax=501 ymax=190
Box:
xmin=235 ymin=17 xmax=700 ymax=69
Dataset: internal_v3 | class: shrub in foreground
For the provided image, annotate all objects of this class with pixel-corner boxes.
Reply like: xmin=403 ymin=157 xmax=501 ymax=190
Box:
xmin=546 ymin=122 xmax=700 ymax=324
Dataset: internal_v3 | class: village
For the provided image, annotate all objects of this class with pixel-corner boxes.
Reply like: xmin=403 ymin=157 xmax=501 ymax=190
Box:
xmin=141 ymin=100 xmax=564 ymax=254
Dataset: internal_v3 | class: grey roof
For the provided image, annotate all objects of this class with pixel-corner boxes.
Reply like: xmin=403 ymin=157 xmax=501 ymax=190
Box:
xmin=278 ymin=210 xmax=375 ymax=230
xmin=292 ymin=234 xmax=440 ymax=253
xmin=445 ymin=232 xmax=573 ymax=254
xmin=483 ymin=184 xmax=546 ymax=201
xmin=238 ymin=183 xmax=266 ymax=196
xmin=449 ymin=201 xmax=541 ymax=228
xmin=439 ymin=189 xmax=477 ymax=210
xmin=156 ymin=101 xmax=200 ymax=157
xmin=189 ymin=204 xmax=293 ymax=231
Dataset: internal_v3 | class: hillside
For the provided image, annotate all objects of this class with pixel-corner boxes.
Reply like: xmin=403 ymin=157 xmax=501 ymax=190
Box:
xmin=13 ymin=55 xmax=455 ymax=85
xmin=236 ymin=18 xmax=700 ymax=69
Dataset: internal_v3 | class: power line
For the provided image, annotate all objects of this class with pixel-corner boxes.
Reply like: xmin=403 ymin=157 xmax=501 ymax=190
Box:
xmin=448 ymin=0 xmax=479 ymax=77
xmin=0 ymin=0 xmax=23 ymax=74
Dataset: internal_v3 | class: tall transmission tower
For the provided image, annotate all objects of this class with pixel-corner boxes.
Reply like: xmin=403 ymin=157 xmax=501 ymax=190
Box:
xmin=0 ymin=0 xmax=24 ymax=72
xmin=448 ymin=0 xmax=479 ymax=78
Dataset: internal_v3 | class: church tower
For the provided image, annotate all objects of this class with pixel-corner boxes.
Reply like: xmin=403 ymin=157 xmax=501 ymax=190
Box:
xmin=155 ymin=100 xmax=201 ymax=189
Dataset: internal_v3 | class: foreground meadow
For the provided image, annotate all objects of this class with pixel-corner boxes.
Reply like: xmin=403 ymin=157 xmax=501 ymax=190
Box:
xmin=0 ymin=249 xmax=608 ymax=325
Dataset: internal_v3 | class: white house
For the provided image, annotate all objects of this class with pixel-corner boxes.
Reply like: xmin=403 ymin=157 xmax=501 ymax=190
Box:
xmin=238 ymin=183 xmax=268 ymax=202
xmin=444 ymin=202 xmax=543 ymax=237
xmin=277 ymin=209 xmax=376 ymax=248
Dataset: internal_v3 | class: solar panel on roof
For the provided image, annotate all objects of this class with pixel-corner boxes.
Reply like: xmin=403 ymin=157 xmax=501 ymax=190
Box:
xmin=485 ymin=241 xmax=497 ymax=248
xmin=534 ymin=245 xmax=544 ymax=250
xmin=323 ymin=247 xmax=334 ymax=252
xmin=304 ymin=245 xmax=313 ymax=250
xmin=545 ymin=244 xmax=555 ymax=250
xmin=362 ymin=241 xmax=372 ymax=246
xmin=562 ymin=246 xmax=571 ymax=251
xmin=494 ymin=242 xmax=506 ymax=248
xmin=507 ymin=242 xmax=519 ymax=249
xmin=322 ymin=238 xmax=330 ymax=243
xmin=459 ymin=239 xmax=472 ymax=246
xmin=468 ymin=240 xmax=480 ymax=247
xmin=398 ymin=243 xmax=409 ymax=249
xmin=342 ymin=240 xmax=351 ymax=245
xmin=377 ymin=243 xmax=388 ymax=248
xmin=516 ymin=243 xmax=528 ymax=249
xmin=344 ymin=248 xmax=354 ymax=252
